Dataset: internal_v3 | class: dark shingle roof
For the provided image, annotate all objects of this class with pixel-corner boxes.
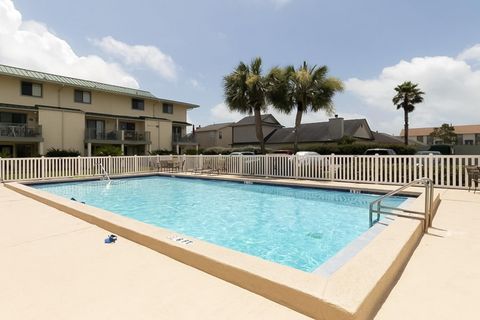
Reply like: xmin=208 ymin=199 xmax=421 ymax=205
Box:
xmin=373 ymin=132 xmax=426 ymax=145
xmin=232 ymin=114 xmax=282 ymax=127
xmin=267 ymin=119 xmax=371 ymax=144
xmin=196 ymin=122 xmax=233 ymax=132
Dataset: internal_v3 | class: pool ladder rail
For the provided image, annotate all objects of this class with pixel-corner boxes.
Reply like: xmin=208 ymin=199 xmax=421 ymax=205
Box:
xmin=369 ymin=178 xmax=434 ymax=232
xmin=96 ymin=162 xmax=111 ymax=181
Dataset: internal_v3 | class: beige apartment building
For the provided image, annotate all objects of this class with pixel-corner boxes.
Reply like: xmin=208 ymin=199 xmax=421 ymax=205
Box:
xmin=0 ymin=64 xmax=198 ymax=157
xmin=400 ymin=125 xmax=480 ymax=145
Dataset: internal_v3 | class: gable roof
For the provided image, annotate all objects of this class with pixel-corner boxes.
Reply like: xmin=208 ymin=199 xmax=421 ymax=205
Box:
xmin=266 ymin=119 xmax=372 ymax=144
xmin=195 ymin=122 xmax=233 ymax=132
xmin=400 ymin=124 xmax=480 ymax=136
xmin=232 ymin=114 xmax=283 ymax=127
xmin=0 ymin=63 xmax=199 ymax=109
xmin=372 ymin=132 xmax=426 ymax=145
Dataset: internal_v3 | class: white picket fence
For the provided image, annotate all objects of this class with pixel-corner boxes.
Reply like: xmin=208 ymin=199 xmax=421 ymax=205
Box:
xmin=1 ymin=154 xmax=479 ymax=189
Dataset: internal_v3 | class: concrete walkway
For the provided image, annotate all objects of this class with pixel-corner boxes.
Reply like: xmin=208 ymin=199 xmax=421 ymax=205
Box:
xmin=0 ymin=185 xmax=310 ymax=320
xmin=375 ymin=189 xmax=480 ymax=319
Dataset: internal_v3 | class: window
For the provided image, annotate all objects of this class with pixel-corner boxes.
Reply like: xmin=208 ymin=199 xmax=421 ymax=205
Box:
xmin=465 ymin=140 xmax=474 ymax=145
xmin=219 ymin=131 xmax=223 ymax=139
xmin=132 ymin=98 xmax=145 ymax=110
xmin=416 ymin=136 xmax=424 ymax=142
xmin=21 ymin=81 xmax=42 ymax=97
xmin=74 ymin=89 xmax=91 ymax=104
xmin=456 ymin=134 xmax=463 ymax=145
xmin=163 ymin=103 xmax=173 ymax=114
xmin=119 ymin=122 xmax=135 ymax=131
xmin=0 ymin=112 xmax=27 ymax=124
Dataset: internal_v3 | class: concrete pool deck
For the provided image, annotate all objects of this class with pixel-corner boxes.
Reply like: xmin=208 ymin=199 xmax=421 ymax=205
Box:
xmin=1 ymin=175 xmax=479 ymax=319
xmin=0 ymin=184 xmax=311 ymax=320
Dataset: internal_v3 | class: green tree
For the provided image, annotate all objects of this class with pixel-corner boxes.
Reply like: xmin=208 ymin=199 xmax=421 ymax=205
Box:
xmin=266 ymin=62 xmax=344 ymax=152
xmin=430 ymin=123 xmax=456 ymax=144
xmin=223 ymin=57 xmax=268 ymax=154
xmin=392 ymin=81 xmax=425 ymax=145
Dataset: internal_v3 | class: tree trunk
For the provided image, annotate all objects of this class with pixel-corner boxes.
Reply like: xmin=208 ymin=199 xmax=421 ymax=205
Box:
xmin=253 ymin=107 xmax=265 ymax=154
xmin=404 ymin=108 xmax=409 ymax=145
xmin=294 ymin=107 xmax=303 ymax=153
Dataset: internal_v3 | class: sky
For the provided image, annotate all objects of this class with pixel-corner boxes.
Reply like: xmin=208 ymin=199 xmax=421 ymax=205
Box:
xmin=1 ymin=0 xmax=480 ymax=135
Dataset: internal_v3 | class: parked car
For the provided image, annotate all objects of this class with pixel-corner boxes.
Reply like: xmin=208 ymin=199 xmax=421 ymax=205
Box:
xmin=230 ymin=151 xmax=255 ymax=156
xmin=271 ymin=150 xmax=294 ymax=155
xmin=363 ymin=148 xmax=397 ymax=155
xmin=295 ymin=151 xmax=320 ymax=156
xmin=415 ymin=151 xmax=442 ymax=155
xmin=428 ymin=145 xmax=454 ymax=155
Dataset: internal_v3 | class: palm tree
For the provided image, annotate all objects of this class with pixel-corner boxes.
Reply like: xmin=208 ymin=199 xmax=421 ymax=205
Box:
xmin=223 ymin=57 xmax=268 ymax=154
xmin=392 ymin=81 xmax=425 ymax=145
xmin=266 ymin=62 xmax=344 ymax=152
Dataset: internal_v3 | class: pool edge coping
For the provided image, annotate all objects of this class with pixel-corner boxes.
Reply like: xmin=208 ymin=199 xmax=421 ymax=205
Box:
xmin=4 ymin=177 xmax=438 ymax=320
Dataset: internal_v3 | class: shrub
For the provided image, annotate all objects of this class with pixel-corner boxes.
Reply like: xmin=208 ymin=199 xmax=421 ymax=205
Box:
xmin=202 ymin=147 xmax=231 ymax=155
xmin=0 ymin=151 xmax=11 ymax=158
xmin=93 ymin=145 xmax=122 ymax=156
xmin=150 ymin=149 xmax=174 ymax=155
xmin=45 ymin=148 xmax=81 ymax=157
xmin=185 ymin=148 xmax=201 ymax=155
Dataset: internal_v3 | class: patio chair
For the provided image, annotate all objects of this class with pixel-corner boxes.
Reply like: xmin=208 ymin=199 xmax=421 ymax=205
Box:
xmin=465 ymin=166 xmax=480 ymax=193
xmin=193 ymin=159 xmax=218 ymax=174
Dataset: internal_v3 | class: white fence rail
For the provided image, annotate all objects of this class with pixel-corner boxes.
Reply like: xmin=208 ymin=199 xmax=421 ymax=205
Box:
xmin=1 ymin=154 xmax=479 ymax=189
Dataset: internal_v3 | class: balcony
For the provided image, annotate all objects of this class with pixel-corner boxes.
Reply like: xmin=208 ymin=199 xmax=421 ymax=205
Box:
xmin=172 ymin=134 xmax=197 ymax=145
xmin=0 ymin=123 xmax=43 ymax=142
xmin=85 ymin=129 xmax=151 ymax=145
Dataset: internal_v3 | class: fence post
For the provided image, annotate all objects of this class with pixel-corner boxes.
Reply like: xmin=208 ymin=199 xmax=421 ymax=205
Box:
xmin=77 ymin=155 xmax=81 ymax=176
xmin=182 ymin=154 xmax=186 ymax=171
xmin=294 ymin=155 xmax=298 ymax=179
xmin=199 ymin=154 xmax=204 ymax=170
xmin=428 ymin=153 xmax=434 ymax=182
xmin=134 ymin=155 xmax=138 ymax=173
xmin=41 ymin=156 xmax=45 ymax=179
xmin=374 ymin=154 xmax=379 ymax=183
xmin=329 ymin=154 xmax=335 ymax=181
xmin=108 ymin=156 xmax=112 ymax=175
xmin=239 ymin=155 xmax=243 ymax=175
xmin=264 ymin=155 xmax=269 ymax=177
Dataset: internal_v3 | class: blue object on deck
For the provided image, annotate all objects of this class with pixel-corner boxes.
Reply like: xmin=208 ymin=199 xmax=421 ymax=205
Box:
xmin=104 ymin=234 xmax=117 ymax=244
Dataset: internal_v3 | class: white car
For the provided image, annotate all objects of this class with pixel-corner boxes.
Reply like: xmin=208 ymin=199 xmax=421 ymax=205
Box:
xmin=295 ymin=151 xmax=320 ymax=156
xmin=230 ymin=151 xmax=255 ymax=156
xmin=415 ymin=151 xmax=441 ymax=155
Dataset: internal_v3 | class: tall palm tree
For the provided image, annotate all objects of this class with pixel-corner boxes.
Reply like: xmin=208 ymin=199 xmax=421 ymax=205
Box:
xmin=392 ymin=81 xmax=425 ymax=145
xmin=223 ymin=57 xmax=268 ymax=154
xmin=267 ymin=62 xmax=344 ymax=152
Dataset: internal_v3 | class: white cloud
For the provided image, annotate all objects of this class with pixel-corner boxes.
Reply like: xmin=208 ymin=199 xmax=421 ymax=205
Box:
xmin=345 ymin=46 xmax=480 ymax=134
xmin=457 ymin=44 xmax=480 ymax=62
xmin=93 ymin=36 xmax=177 ymax=81
xmin=210 ymin=102 xmax=244 ymax=123
xmin=0 ymin=0 xmax=139 ymax=88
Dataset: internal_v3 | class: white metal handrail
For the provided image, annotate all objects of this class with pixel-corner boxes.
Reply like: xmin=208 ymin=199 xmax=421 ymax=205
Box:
xmin=369 ymin=178 xmax=434 ymax=232
xmin=96 ymin=162 xmax=111 ymax=181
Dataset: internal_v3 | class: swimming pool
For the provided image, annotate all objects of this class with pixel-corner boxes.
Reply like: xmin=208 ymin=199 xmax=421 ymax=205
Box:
xmin=34 ymin=176 xmax=408 ymax=272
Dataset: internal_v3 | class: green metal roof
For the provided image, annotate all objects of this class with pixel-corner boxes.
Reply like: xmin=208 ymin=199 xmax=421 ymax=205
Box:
xmin=0 ymin=64 xmax=199 ymax=109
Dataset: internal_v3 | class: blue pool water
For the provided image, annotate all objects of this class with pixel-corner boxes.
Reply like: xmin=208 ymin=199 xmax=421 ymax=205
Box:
xmin=35 ymin=177 xmax=408 ymax=272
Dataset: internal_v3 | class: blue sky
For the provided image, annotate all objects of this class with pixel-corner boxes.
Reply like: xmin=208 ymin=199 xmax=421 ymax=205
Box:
xmin=2 ymin=0 xmax=480 ymax=134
